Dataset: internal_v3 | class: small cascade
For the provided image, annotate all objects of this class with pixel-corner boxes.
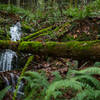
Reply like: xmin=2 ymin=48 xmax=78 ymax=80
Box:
xmin=0 ymin=22 xmax=21 ymax=72
xmin=10 ymin=73 xmax=24 ymax=95
xmin=0 ymin=50 xmax=17 ymax=71
xmin=3 ymin=75 xmax=10 ymax=86
xmin=10 ymin=22 xmax=21 ymax=41
xmin=0 ymin=22 xmax=23 ymax=97
xmin=3 ymin=73 xmax=24 ymax=96
xmin=10 ymin=73 xmax=16 ymax=91
xmin=16 ymin=75 xmax=24 ymax=96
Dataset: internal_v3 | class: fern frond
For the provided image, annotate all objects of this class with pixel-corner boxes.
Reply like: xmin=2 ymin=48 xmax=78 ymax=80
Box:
xmin=67 ymin=67 xmax=100 ymax=76
xmin=45 ymin=79 xmax=84 ymax=100
xmin=21 ymin=67 xmax=100 ymax=100
xmin=79 ymin=67 xmax=100 ymax=75
xmin=52 ymin=71 xmax=62 ymax=82
xmin=22 ymin=71 xmax=49 ymax=100
xmin=24 ymin=71 xmax=49 ymax=87
xmin=24 ymin=71 xmax=42 ymax=79
xmin=71 ymin=89 xmax=94 ymax=100
xmin=74 ymin=75 xmax=100 ymax=89
xmin=72 ymin=89 xmax=100 ymax=100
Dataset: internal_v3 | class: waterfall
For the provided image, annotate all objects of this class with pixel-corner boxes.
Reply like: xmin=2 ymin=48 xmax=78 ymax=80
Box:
xmin=0 ymin=50 xmax=17 ymax=71
xmin=10 ymin=22 xmax=21 ymax=41
xmin=3 ymin=76 xmax=10 ymax=86
xmin=0 ymin=22 xmax=21 ymax=72
xmin=10 ymin=73 xmax=16 ymax=91
xmin=0 ymin=22 xmax=23 ymax=97
xmin=10 ymin=73 xmax=24 ymax=95
xmin=3 ymin=73 xmax=24 ymax=96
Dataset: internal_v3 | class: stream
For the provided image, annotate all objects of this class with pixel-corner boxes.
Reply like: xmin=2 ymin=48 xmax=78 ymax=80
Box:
xmin=0 ymin=22 xmax=21 ymax=72
xmin=0 ymin=22 xmax=24 ymax=96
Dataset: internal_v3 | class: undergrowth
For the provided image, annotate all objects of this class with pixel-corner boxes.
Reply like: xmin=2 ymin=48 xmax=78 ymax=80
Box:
xmin=0 ymin=0 xmax=100 ymax=29
xmin=0 ymin=86 xmax=11 ymax=100
xmin=15 ymin=66 xmax=100 ymax=100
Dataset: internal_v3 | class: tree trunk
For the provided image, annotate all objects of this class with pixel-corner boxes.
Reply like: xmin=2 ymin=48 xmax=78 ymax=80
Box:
xmin=16 ymin=0 xmax=20 ymax=7
xmin=8 ymin=0 xmax=10 ymax=5
xmin=1 ymin=40 xmax=100 ymax=61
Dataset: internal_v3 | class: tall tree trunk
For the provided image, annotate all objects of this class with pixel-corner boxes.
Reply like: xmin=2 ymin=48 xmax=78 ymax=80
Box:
xmin=30 ymin=0 xmax=34 ymax=9
xmin=16 ymin=0 xmax=20 ymax=7
xmin=8 ymin=0 xmax=10 ymax=6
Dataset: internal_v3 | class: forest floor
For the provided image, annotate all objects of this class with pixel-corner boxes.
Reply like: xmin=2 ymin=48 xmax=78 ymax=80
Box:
xmin=1 ymin=7 xmax=100 ymax=100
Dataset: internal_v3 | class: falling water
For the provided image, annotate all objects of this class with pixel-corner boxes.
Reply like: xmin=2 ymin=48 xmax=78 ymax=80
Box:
xmin=10 ymin=22 xmax=21 ymax=41
xmin=0 ymin=22 xmax=23 ymax=97
xmin=3 ymin=76 xmax=10 ymax=86
xmin=0 ymin=22 xmax=21 ymax=72
xmin=9 ymin=73 xmax=24 ymax=95
xmin=0 ymin=50 xmax=17 ymax=71
xmin=10 ymin=73 xmax=16 ymax=91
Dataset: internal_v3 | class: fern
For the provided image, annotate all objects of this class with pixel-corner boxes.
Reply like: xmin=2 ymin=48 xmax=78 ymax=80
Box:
xmin=0 ymin=86 xmax=11 ymax=100
xmin=45 ymin=67 xmax=100 ymax=100
xmin=79 ymin=67 xmax=100 ymax=75
xmin=52 ymin=71 xmax=62 ymax=82
xmin=20 ymin=67 xmax=100 ymax=100
xmin=67 ymin=67 xmax=100 ymax=76
xmin=13 ymin=56 xmax=33 ymax=100
xmin=22 ymin=71 xmax=49 ymax=100
xmin=72 ymin=89 xmax=100 ymax=100
xmin=45 ymin=79 xmax=84 ymax=100
xmin=75 ymin=75 xmax=100 ymax=89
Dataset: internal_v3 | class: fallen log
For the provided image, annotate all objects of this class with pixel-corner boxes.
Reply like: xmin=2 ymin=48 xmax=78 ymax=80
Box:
xmin=0 ymin=40 xmax=18 ymax=51
xmin=0 ymin=40 xmax=100 ymax=61
xmin=21 ymin=26 xmax=53 ymax=41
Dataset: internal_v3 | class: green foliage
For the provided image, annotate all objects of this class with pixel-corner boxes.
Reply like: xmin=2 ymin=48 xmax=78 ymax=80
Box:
xmin=0 ymin=0 xmax=100 ymax=26
xmin=0 ymin=4 xmax=29 ymax=15
xmin=94 ymin=62 xmax=100 ymax=67
xmin=18 ymin=67 xmax=100 ymax=100
xmin=13 ymin=56 xmax=33 ymax=100
xmin=65 ymin=6 xmax=92 ymax=20
xmin=0 ymin=4 xmax=35 ymax=24
xmin=22 ymin=71 xmax=49 ymax=100
xmin=21 ymin=25 xmax=53 ymax=41
xmin=64 ymin=0 xmax=100 ymax=20
xmin=0 ymin=86 xmax=11 ymax=100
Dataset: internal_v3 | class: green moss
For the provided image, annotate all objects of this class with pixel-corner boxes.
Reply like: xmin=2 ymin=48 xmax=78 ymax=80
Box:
xmin=18 ymin=41 xmax=43 ymax=53
xmin=65 ymin=40 xmax=100 ymax=51
xmin=28 ymin=32 xmax=49 ymax=41
xmin=45 ymin=42 xmax=59 ymax=50
xmin=18 ymin=40 xmax=100 ymax=54
xmin=61 ymin=34 xmax=75 ymax=41
xmin=21 ymin=26 xmax=53 ymax=41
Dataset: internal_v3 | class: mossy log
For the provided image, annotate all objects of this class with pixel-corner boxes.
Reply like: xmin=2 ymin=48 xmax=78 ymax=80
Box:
xmin=0 ymin=40 xmax=18 ymax=51
xmin=1 ymin=40 xmax=100 ymax=61
xmin=21 ymin=26 xmax=53 ymax=41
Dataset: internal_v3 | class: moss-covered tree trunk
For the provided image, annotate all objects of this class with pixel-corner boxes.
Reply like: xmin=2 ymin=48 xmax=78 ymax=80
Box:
xmin=1 ymin=40 xmax=100 ymax=61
